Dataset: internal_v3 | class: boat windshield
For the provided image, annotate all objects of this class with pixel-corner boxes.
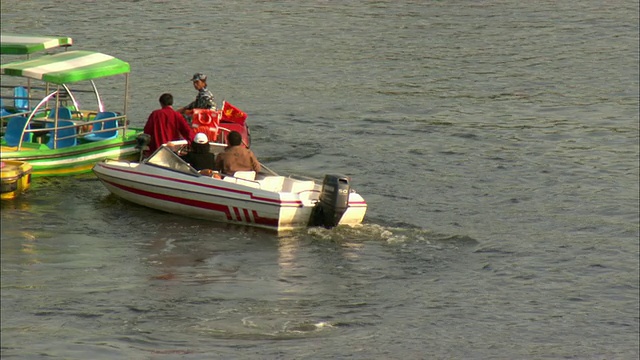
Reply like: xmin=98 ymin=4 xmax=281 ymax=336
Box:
xmin=146 ymin=146 xmax=199 ymax=175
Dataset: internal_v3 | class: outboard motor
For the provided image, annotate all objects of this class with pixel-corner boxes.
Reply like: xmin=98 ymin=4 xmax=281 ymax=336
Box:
xmin=135 ymin=133 xmax=151 ymax=161
xmin=310 ymin=174 xmax=351 ymax=228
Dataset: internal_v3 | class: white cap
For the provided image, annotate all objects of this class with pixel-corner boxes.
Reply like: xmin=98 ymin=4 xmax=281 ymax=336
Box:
xmin=194 ymin=133 xmax=208 ymax=144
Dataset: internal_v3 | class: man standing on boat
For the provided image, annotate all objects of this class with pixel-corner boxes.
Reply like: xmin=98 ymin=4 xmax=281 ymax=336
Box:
xmin=177 ymin=72 xmax=217 ymax=115
xmin=144 ymin=93 xmax=194 ymax=156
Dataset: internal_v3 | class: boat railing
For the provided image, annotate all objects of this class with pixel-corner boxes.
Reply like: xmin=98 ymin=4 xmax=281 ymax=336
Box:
xmin=1 ymin=84 xmax=76 ymax=112
xmin=0 ymin=85 xmax=93 ymax=94
xmin=12 ymin=113 xmax=129 ymax=150
xmin=34 ymin=121 xmax=78 ymax=144
xmin=5 ymin=90 xmax=130 ymax=150
xmin=1 ymin=109 xmax=34 ymax=121
xmin=84 ymin=112 xmax=127 ymax=134
xmin=0 ymin=92 xmax=32 ymax=105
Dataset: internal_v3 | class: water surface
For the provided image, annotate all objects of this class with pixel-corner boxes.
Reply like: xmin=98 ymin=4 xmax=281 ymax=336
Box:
xmin=1 ymin=1 xmax=638 ymax=359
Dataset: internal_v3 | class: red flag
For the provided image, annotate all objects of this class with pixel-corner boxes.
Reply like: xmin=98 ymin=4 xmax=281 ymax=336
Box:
xmin=220 ymin=101 xmax=247 ymax=125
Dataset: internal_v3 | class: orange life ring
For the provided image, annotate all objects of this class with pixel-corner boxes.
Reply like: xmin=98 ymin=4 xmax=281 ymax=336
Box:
xmin=198 ymin=113 xmax=212 ymax=125
xmin=192 ymin=109 xmax=219 ymax=127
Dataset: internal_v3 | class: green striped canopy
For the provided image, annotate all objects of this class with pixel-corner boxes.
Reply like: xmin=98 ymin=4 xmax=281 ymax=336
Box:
xmin=1 ymin=34 xmax=73 ymax=55
xmin=0 ymin=50 xmax=130 ymax=84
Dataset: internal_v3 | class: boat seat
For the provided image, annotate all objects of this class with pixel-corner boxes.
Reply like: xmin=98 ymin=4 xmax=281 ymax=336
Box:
xmin=282 ymin=178 xmax=316 ymax=194
xmin=234 ymin=171 xmax=256 ymax=181
xmin=259 ymin=176 xmax=285 ymax=192
xmin=84 ymin=111 xmax=118 ymax=141
xmin=14 ymin=86 xmax=29 ymax=112
xmin=222 ymin=174 xmax=260 ymax=188
xmin=48 ymin=106 xmax=73 ymax=120
xmin=46 ymin=120 xmax=77 ymax=149
xmin=4 ymin=116 xmax=32 ymax=146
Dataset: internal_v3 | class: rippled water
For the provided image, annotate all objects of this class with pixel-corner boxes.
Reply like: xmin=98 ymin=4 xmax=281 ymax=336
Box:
xmin=2 ymin=1 xmax=639 ymax=359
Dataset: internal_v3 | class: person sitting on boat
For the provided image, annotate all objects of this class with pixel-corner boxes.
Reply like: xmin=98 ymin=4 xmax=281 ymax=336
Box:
xmin=181 ymin=132 xmax=216 ymax=171
xmin=143 ymin=93 xmax=195 ymax=156
xmin=177 ymin=72 xmax=217 ymax=116
xmin=215 ymin=131 xmax=261 ymax=176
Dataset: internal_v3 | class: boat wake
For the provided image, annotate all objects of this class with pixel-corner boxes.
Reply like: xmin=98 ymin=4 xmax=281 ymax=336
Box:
xmin=299 ymin=222 xmax=480 ymax=248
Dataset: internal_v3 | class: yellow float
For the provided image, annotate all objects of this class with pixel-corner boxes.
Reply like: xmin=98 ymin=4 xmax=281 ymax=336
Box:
xmin=1 ymin=160 xmax=32 ymax=199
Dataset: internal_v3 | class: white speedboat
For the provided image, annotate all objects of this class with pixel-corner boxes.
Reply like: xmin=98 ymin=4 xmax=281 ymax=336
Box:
xmin=92 ymin=139 xmax=367 ymax=232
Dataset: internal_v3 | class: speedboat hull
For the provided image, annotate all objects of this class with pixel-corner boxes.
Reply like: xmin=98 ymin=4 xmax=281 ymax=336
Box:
xmin=92 ymin=151 xmax=367 ymax=232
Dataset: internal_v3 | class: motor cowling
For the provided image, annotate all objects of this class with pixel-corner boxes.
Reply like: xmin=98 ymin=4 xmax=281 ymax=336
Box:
xmin=311 ymin=174 xmax=351 ymax=228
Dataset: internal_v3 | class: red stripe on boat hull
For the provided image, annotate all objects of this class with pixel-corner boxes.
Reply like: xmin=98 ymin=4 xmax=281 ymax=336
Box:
xmin=104 ymin=179 xmax=280 ymax=228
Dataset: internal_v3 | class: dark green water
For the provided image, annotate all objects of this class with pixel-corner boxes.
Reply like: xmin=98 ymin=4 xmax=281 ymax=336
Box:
xmin=2 ymin=1 xmax=638 ymax=358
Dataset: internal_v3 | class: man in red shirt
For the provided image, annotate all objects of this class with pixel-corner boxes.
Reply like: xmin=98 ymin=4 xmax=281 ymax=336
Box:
xmin=143 ymin=93 xmax=195 ymax=156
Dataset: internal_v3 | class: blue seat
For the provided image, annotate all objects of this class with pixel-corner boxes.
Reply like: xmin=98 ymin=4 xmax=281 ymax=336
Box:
xmin=48 ymin=106 xmax=73 ymax=120
xmin=14 ymin=87 xmax=29 ymax=112
xmin=46 ymin=119 xmax=77 ymax=149
xmin=4 ymin=116 xmax=32 ymax=146
xmin=84 ymin=112 xmax=119 ymax=141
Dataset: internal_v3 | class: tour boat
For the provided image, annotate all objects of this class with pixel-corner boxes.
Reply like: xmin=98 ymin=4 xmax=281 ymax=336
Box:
xmin=1 ymin=49 xmax=144 ymax=176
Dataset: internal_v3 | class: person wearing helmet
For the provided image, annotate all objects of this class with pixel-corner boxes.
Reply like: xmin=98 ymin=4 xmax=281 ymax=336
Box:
xmin=177 ymin=72 xmax=217 ymax=115
xmin=182 ymin=132 xmax=216 ymax=172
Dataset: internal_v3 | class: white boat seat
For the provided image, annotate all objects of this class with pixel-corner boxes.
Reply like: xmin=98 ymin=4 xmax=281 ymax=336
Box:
xmin=259 ymin=176 xmax=285 ymax=192
xmin=282 ymin=178 xmax=316 ymax=193
xmin=233 ymin=171 xmax=256 ymax=181
xmin=222 ymin=174 xmax=260 ymax=188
